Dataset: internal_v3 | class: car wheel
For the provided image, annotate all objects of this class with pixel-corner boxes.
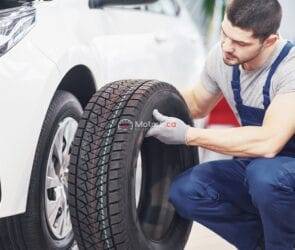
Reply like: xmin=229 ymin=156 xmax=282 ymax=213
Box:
xmin=69 ymin=80 xmax=199 ymax=249
xmin=0 ymin=90 xmax=83 ymax=249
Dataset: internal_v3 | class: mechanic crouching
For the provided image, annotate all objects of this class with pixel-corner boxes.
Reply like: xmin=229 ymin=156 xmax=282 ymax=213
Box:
xmin=146 ymin=0 xmax=295 ymax=249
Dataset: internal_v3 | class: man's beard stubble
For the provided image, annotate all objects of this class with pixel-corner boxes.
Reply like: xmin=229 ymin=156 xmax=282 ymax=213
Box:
xmin=222 ymin=45 xmax=264 ymax=67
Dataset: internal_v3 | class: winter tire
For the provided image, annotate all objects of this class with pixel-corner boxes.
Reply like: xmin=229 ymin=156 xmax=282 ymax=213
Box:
xmin=69 ymin=80 xmax=199 ymax=250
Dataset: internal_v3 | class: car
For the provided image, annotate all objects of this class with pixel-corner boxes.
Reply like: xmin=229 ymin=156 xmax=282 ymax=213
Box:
xmin=0 ymin=0 xmax=205 ymax=249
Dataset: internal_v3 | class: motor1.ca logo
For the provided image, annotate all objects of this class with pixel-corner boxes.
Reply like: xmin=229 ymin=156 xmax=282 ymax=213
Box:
xmin=118 ymin=119 xmax=133 ymax=131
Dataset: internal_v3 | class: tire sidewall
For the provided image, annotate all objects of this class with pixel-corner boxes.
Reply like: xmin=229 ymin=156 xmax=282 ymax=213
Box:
xmin=123 ymin=89 xmax=194 ymax=250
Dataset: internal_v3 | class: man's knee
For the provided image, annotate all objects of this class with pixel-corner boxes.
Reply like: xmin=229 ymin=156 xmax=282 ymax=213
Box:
xmin=245 ymin=157 xmax=295 ymax=207
xmin=169 ymin=167 xmax=220 ymax=219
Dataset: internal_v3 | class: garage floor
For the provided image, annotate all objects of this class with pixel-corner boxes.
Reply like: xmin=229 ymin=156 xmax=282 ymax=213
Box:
xmin=186 ymin=223 xmax=235 ymax=250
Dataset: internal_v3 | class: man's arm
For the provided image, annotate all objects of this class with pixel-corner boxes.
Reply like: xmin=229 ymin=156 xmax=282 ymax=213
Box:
xmin=180 ymin=83 xmax=222 ymax=119
xmin=186 ymin=92 xmax=295 ymax=158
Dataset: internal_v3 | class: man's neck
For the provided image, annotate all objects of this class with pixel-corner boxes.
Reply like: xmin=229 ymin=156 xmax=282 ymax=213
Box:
xmin=242 ymin=39 xmax=280 ymax=71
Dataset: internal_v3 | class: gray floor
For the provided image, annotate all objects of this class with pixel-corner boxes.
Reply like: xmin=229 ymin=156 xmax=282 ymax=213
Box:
xmin=186 ymin=223 xmax=235 ymax=250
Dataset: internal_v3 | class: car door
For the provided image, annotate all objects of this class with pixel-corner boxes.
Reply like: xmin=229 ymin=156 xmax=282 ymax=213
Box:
xmin=142 ymin=0 xmax=206 ymax=87
xmin=32 ymin=0 xmax=204 ymax=90
xmin=30 ymin=0 xmax=167 ymax=84
xmin=89 ymin=0 xmax=205 ymax=88
xmin=89 ymin=1 xmax=171 ymax=83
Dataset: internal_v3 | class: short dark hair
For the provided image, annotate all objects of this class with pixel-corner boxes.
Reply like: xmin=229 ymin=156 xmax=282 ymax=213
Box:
xmin=226 ymin=0 xmax=282 ymax=41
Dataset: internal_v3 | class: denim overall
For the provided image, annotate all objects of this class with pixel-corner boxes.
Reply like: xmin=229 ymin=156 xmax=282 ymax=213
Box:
xmin=169 ymin=41 xmax=295 ymax=250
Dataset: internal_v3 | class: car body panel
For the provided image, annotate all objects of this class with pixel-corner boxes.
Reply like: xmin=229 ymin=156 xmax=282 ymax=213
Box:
xmin=0 ymin=33 xmax=60 ymax=217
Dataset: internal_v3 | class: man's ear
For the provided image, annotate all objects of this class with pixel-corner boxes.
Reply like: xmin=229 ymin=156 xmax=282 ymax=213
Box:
xmin=263 ymin=34 xmax=279 ymax=48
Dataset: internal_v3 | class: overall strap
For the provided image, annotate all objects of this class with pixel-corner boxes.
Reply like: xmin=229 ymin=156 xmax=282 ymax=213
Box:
xmin=263 ymin=41 xmax=294 ymax=108
xmin=231 ymin=65 xmax=243 ymax=106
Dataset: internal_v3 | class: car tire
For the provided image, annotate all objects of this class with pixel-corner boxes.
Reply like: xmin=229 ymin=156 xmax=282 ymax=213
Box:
xmin=69 ymin=80 xmax=199 ymax=250
xmin=0 ymin=90 xmax=83 ymax=250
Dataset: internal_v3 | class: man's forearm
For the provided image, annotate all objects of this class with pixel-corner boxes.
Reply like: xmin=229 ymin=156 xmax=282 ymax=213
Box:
xmin=180 ymin=84 xmax=223 ymax=120
xmin=180 ymin=88 xmax=206 ymax=119
xmin=180 ymin=89 xmax=199 ymax=118
xmin=186 ymin=126 xmax=278 ymax=158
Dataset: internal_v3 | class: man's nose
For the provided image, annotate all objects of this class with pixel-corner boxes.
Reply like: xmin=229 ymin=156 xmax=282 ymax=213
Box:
xmin=222 ymin=39 xmax=235 ymax=53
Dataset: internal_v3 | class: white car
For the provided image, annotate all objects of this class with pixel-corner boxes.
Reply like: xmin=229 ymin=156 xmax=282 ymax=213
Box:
xmin=0 ymin=0 xmax=205 ymax=248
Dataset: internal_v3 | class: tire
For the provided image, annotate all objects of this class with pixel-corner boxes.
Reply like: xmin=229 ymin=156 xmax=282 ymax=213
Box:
xmin=0 ymin=90 xmax=83 ymax=250
xmin=69 ymin=80 xmax=199 ymax=250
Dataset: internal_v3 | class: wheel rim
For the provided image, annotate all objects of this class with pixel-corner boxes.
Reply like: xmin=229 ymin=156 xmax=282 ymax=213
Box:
xmin=45 ymin=117 xmax=78 ymax=240
xmin=135 ymin=151 xmax=143 ymax=209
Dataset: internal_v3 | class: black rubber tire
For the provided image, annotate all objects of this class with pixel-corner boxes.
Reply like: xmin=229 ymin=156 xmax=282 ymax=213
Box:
xmin=68 ymin=80 xmax=199 ymax=250
xmin=0 ymin=90 xmax=83 ymax=250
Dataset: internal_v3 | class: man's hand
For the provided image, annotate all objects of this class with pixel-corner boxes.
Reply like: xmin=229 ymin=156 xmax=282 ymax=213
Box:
xmin=145 ymin=109 xmax=190 ymax=145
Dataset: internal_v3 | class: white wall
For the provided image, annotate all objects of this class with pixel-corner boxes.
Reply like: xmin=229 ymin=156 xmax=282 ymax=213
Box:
xmin=279 ymin=0 xmax=295 ymax=42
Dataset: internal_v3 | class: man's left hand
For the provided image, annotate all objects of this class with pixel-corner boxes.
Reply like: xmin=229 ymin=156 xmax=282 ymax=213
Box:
xmin=145 ymin=109 xmax=191 ymax=145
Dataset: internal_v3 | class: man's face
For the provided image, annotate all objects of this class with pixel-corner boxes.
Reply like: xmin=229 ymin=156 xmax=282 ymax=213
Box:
xmin=221 ymin=15 xmax=264 ymax=66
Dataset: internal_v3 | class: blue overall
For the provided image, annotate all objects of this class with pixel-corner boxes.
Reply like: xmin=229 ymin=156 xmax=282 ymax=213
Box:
xmin=169 ymin=41 xmax=295 ymax=250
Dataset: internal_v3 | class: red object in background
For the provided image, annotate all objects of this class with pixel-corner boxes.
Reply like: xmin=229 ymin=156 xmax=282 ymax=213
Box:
xmin=207 ymin=97 xmax=240 ymax=127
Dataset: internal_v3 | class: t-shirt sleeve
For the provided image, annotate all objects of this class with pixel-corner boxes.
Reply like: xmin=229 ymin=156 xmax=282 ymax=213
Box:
xmin=199 ymin=44 xmax=222 ymax=95
xmin=274 ymin=52 xmax=295 ymax=95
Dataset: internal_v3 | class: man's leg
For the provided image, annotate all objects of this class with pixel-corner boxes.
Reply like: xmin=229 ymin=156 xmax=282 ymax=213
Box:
xmin=169 ymin=159 xmax=263 ymax=250
xmin=246 ymin=157 xmax=295 ymax=250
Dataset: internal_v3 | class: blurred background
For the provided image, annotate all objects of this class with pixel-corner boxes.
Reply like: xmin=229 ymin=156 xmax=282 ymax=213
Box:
xmin=181 ymin=1 xmax=295 ymax=249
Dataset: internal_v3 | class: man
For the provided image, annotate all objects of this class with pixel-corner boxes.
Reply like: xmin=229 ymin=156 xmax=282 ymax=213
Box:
xmin=146 ymin=0 xmax=295 ymax=249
